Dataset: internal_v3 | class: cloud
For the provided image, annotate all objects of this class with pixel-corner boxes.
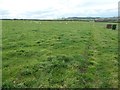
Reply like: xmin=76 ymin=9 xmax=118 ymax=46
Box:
xmin=23 ymin=9 xmax=58 ymax=19
xmin=0 ymin=0 xmax=119 ymax=19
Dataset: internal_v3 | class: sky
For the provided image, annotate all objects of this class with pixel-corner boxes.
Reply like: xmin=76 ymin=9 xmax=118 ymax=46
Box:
xmin=0 ymin=0 xmax=119 ymax=19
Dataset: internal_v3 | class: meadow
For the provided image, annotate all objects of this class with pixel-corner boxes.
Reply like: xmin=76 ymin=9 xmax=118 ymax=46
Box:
xmin=2 ymin=20 xmax=118 ymax=88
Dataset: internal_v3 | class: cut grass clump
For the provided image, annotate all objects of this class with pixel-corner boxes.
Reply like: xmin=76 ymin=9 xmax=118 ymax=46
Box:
xmin=20 ymin=69 xmax=32 ymax=76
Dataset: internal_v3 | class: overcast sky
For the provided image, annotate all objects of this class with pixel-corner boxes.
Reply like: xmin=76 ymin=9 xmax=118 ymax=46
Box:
xmin=0 ymin=0 xmax=119 ymax=19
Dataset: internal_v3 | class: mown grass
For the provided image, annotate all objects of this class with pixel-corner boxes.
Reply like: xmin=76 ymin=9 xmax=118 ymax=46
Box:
xmin=2 ymin=20 xmax=118 ymax=88
xmin=0 ymin=20 xmax=2 ymax=88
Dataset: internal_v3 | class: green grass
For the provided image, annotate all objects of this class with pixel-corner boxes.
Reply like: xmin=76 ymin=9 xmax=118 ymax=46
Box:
xmin=2 ymin=20 xmax=118 ymax=88
xmin=0 ymin=20 xmax=2 ymax=88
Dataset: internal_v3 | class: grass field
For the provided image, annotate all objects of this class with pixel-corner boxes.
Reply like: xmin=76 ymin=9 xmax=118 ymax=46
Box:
xmin=2 ymin=20 xmax=118 ymax=88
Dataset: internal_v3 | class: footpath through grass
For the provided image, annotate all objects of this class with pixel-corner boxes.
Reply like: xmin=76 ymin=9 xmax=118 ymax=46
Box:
xmin=2 ymin=20 xmax=118 ymax=88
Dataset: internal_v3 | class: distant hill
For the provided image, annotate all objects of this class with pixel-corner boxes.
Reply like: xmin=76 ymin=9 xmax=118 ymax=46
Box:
xmin=61 ymin=17 xmax=118 ymax=22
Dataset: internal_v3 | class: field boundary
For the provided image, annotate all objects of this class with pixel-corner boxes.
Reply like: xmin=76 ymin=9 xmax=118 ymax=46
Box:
xmin=118 ymin=2 xmax=120 ymax=88
xmin=0 ymin=16 xmax=2 ymax=88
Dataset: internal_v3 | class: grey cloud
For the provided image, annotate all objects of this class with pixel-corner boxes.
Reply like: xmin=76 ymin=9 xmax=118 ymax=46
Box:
xmin=0 ymin=9 xmax=10 ymax=15
xmin=21 ymin=8 xmax=58 ymax=19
